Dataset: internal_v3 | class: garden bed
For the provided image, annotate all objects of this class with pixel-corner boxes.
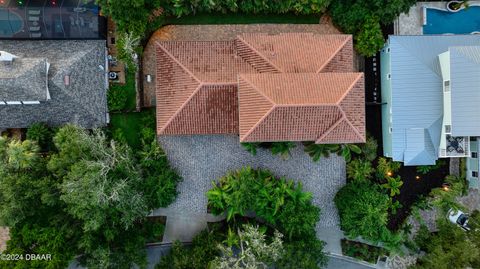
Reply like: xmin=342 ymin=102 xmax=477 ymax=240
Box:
xmin=387 ymin=161 xmax=449 ymax=230
xmin=341 ymin=239 xmax=387 ymax=264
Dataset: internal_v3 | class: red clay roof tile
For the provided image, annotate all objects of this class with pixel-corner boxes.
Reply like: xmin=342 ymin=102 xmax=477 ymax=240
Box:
xmin=155 ymin=33 xmax=364 ymax=143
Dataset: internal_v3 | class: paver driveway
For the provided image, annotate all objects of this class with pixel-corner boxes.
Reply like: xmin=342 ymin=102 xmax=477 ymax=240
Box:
xmin=154 ymin=134 xmax=346 ymax=253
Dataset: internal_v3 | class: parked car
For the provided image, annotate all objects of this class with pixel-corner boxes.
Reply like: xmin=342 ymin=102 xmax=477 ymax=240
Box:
xmin=447 ymin=208 xmax=471 ymax=231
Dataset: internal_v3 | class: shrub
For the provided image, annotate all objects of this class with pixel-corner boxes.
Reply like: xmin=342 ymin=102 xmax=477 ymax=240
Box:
xmin=241 ymin=142 xmax=260 ymax=156
xmin=303 ymin=142 xmax=340 ymax=162
xmin=156 ymin=229 xmax=222 ymax=269
xmin=270 ymin=142 xmax=296 ymax=159
xmin=360 ymin=135 xmax=378 ymax=162
xmin=376 ymin=157 xmax=402 ymax=180
xmin=335 ymin=181 xmax=401 ymax=248
xmin=354 ymin=15 xmax=385 ymax=57
xmin=329 ymin=0 xmax=416 ymax=56
xmin=107 ymin=84 xmax=128 ymax=111
xmin=26 ymin=122 xmax=55 ymax=151
xmin=164 ymin=0 xmax=330 ymax=17
xmin=347 ymin=158 xmax=374 ymax=183
xmin=381 ymin=176 xmax=403 ymax=197
xmin=416 ymin=159 xmax=446 ymax=175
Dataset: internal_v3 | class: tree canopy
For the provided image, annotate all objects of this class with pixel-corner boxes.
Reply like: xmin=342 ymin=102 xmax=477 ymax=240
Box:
xmin=0 ymin=125 xmax=181 ymax=268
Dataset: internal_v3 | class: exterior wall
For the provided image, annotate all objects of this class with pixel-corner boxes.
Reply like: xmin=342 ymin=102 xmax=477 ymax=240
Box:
xmin=466 ymin=137 xmax=480 ymax=189
xmin=380 ymin=44 xmax=393 ymax=158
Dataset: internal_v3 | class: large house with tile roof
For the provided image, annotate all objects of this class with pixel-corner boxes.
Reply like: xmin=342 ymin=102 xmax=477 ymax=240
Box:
xmin=0 ymin=40 xmax=109 ymax=129
xmin=155 ymin=33 xmax=365 ymax=144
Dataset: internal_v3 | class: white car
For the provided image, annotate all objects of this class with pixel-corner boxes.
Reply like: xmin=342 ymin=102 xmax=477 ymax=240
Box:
xmin=447 ymin=208 xmax=470 ymax=231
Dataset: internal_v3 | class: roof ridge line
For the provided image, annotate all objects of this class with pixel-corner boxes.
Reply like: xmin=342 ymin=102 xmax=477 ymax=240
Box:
xmin=235 ymin=35 xmax=284 ymax=73
xmin=336 ymin=73 xmax=364 ymax=105
xmin=314 ymin=116 xmax=345 ymax=144
xmin=393 ymin=38 xmax=442 ymax=79
xmin=158 ymin=84 xmax=203 ymax=134
xmin=240 ymin=105 xmax=276 ymax=142
xmin=238 ymin=75 xmax=276 ymax=105
xmin=155 ymin=41 xmax=202 ymax=84
xmin=316 ymin=35 xmax=352 ymax=73
xmin=344 ymin=117 xmax=364 ymax=142
xmin=238 ymin=75 xmax=276 ymax=141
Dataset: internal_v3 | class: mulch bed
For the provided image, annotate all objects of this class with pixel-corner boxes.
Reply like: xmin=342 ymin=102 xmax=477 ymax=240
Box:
xmin=387 ymin=162 xmax=449 ymax=230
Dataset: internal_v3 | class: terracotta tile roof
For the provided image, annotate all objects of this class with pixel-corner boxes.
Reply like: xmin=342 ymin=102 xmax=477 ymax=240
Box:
xmin=238 ymin=73 xmax=365 ymax=143
xmin=155 ymin=33 xmax=364 ymax=143
xmin=237 ymin=33 xmax=353 ymax=73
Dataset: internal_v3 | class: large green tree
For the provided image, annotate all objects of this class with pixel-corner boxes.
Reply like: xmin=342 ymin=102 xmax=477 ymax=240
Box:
xmin=335 ymin=181 xmax=401 ymax=249
xmin=329 ymin=0 xmax=416 ymax=56
xmin=0 ymin=125 xmax=181 ymax=268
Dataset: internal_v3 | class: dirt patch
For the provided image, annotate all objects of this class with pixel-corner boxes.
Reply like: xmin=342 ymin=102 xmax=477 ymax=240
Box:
xmin=142 ymin=18 xmax=347 ymax=107
xmin=0 ymin=227 xmax=10 ymax=252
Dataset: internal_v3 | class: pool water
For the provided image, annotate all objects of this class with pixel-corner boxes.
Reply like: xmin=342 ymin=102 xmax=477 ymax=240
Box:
xmin=0 ymin=9 xmax=23 ymax=37
xmin=424 ymin=6 xmax=480 ymax=34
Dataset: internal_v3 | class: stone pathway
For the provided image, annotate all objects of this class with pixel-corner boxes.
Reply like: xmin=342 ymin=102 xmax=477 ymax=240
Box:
xmin=153 ymin=134 xmax=346 ymax=253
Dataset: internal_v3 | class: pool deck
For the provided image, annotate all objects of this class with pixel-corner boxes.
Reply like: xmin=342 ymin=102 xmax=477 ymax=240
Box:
xmin=395 ymin=1 xmax=480 ymax=35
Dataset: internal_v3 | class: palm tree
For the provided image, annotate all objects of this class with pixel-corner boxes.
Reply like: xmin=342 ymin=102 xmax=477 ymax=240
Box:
xmin=347 ymin=158 xmax=374 ymax=182
xmin=338 ymin=144 xmax=362 ymax=163
xmin=303 ymin=142 xmax=340 ymax=162
xmin=270 ymin=142 xmax=296 ymax=160
xmin=241 ymin=142 xmax=260 ymax=156
xmin=381 ymin=176 xmax=404 ymax=197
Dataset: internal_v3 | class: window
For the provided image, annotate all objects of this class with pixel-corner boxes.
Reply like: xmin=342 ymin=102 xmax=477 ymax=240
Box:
xmin=445 ymin=125 xmax=451 ymax=134
xmin=472 ymin=152 xmax=478 ymax=158
xmin=472 ymin=171 xmax=478 ymax=178
xmin=444 ymin=80 xmax=450 ymax=92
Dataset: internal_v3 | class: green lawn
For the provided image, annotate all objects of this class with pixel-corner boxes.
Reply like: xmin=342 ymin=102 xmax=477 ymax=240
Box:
xmin=109 ymin=108 xmax=155 ymax=149
xmin=165 ymin=12 xmax=320 ymax=25
xmin=108 ymin=72 xmax=136 ymax=112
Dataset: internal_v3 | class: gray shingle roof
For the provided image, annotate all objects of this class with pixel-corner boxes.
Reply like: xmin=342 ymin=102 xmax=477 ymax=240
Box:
xmin=0 ymin=58 xmax=48 ymax=101
xmin=450 ymin=46 xmax=480 ymax=136
xmin=0 ymin=40 xmax=108 ymax=129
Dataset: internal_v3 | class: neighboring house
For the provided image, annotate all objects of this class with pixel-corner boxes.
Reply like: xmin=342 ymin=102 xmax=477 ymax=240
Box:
xmin=381 ymin=35 xmax=480 ymax=167
xmin=0 ymin=40 xmax=109 ymax=129
xmin=155 ymin=33 xmax=365 ymax=144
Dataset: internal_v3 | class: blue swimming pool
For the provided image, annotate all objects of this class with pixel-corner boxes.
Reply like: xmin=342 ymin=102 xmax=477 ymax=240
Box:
xmin=424 ymin=6 xmax=480 ymax=34
xmin=0 ymin=9 xmax=23 ymax=37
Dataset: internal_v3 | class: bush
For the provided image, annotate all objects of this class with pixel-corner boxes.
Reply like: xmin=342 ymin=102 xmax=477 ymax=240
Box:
xmin=207 ymin=167 xmax=318 ymax=239
xmin=354 ymin=15 xmax=385 ymax=57
xmin=416 ymin=159 xmax=446 ymax=175
xmin=26 ymin=122 xmax=55 ymax=151
xmin=335 ymin=181 xmax=401 ymax=249
xmin=347 ymin=158 xmax=374 ymax=183
xmin=107 ymin=84 xmax=128 ymax=112
xmin=241 ymin=142 xmax=260 ymax=156
xmin=156 ymin=229 xmax=222 ymax=269
xmin=303 ymin=142 xmax=339 ymax=162
xmin=329 ymin=0 xmax=416 ymax=56
xmin=270 ymin=141 xmax=296 ymax=160
xmin=376 ymin=157 xmax=401 ymax=180
xmin=164 ymin=0 xmax=330 ymax=17
xmin=360 ymin=135 xmax=378 ymax=162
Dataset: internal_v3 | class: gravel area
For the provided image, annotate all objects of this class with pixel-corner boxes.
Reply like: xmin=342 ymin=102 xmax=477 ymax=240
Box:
xmin=158 ymin=134 xmax=346 ymax=229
